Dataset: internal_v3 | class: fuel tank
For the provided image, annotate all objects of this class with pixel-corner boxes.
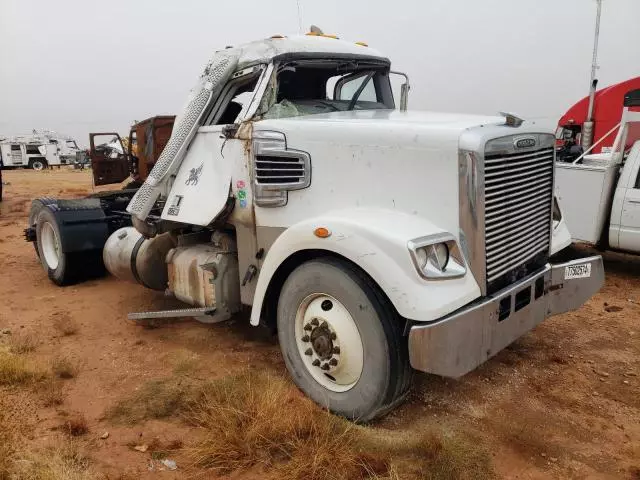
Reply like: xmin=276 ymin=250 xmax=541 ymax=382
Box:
xmin=102 ymin=227 xmax=175 ymax=291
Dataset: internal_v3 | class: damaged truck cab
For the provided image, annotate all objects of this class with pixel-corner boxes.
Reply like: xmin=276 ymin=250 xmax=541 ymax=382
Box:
xmin=29 ymin=35 xmax=603 ymax=421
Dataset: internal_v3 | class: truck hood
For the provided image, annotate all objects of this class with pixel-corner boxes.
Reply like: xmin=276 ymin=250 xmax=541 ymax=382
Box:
xmin=253 ymin=110 xmax=508 ymax=243
xmin=259 ymin=109 xmax=505 ymax=138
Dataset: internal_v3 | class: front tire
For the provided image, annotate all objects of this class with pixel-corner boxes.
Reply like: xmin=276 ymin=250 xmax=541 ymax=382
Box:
xmin=277 ymin=258 xmax=411 ymax=422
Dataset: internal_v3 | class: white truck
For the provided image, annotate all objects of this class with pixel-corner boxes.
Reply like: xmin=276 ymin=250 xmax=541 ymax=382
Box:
xmin=0 ymin=131 xmax=80 ymax=170
xmin=25 ymin=34 xmax=604 ymax=421
xmin=555 ymin=89 xmax=640 ymax=253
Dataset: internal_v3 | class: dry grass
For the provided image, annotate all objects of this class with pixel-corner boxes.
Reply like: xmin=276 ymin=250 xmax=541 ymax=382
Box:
xmin=187 ymin=371 xmax=493 ymax=480
xmin=9 ymin=332 xmax=38 ymax=354
xmin=0 ymin=348 xmax=48 ymax=385
xmin=165 ymin=349 xmax=200 ymax=376
xmin=105 ymin=370 xmax=493 ymax=479
xmin=61 ymin=415 xmax=89 ymax=437
xmin=52 ymin=356 xmax=78 ymax=379
xmin=52 ymin=313 xmax=79 ymax=336
xmin=187 ymin=371 xmax=381 ymax=479
xmin=105 ymin=379 xmax=189 ymax=423
xmin=41 ymin=378 xmax=66 ymax=407
xmin=11 ymin=440 xmax=95 ymax=480
xmin=1 ymin=412 xmax=94 ymax=480
xmin=0 ymin=412 xmax=17 ymax=479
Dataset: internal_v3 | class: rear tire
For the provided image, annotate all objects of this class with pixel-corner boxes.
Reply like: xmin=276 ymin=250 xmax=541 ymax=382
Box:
xmin=35 ymin=208 xmax=104 ymax=285
xmin=277 ymin=257 xmax=412 ymax=422
xmin=29 ymin=158 xmax=47 ymax=171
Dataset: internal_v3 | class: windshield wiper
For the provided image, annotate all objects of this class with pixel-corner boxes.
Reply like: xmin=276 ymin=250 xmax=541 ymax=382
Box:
xmin=347 ymin=71 xmax=375 ymax=111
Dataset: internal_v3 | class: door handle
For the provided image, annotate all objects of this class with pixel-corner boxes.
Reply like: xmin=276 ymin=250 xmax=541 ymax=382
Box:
xmin=628 ymin=199 xmax=640 ymax=204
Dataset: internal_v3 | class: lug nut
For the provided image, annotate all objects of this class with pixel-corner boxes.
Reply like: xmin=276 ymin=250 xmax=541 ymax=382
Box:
xmin=301 ymin=335 xmax=310 ymax=342
xmin=329 ymin=358 xmax=338 ymax=366
xmin=321 ymin=363 xmax=330 ymax=371
xmin=312 ymin=359 xmax=320 ymax=367
xmin=330 ymin=332 xmax=337 ymax=340
xmin=310 ymin=318 xmax=319 ymax=326
xmin=303 ymin=324 xmax=312 ymax=331
xmin=332 ymin=346 xmax=340 ymax=354
xmin=304 ymin=348 xmax=313 ymax=356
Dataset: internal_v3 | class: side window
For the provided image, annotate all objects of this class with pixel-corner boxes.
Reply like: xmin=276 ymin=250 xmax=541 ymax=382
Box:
xmin=205 ymin=66 xmax=263 ymax=126
xmin=10 ymin=144 xmax=21 ymax=151
xmin=336 ymin=75 xmax=376 ymax=102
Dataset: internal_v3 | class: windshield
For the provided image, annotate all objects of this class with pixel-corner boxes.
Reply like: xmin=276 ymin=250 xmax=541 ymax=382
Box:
xmin=261 ymin=60 xmax=394 ymax=119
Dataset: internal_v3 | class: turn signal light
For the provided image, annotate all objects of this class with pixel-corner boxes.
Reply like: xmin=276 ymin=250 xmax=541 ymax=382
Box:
xmin=314 ymin=227 xmax=331 ymax=238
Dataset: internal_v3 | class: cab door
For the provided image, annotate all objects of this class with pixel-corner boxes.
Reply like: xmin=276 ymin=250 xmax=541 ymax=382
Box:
xmin=89 ymin=133 xmax=129 ymax=186
xmin=615 ymin=143 xmax=640 ymax=251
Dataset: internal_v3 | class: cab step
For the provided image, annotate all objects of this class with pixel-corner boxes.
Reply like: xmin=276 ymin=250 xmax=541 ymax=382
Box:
xmin=128 ymin=307 xmax=218 ymax=322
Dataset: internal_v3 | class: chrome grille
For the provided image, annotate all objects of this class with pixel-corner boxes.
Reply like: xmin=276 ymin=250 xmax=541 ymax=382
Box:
xmin=484 ymin=147 xmax=554 ymax=285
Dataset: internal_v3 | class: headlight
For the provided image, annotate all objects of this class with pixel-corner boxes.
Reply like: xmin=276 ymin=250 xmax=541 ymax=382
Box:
xmin=408 ymin=233 xmax=466 ymax=280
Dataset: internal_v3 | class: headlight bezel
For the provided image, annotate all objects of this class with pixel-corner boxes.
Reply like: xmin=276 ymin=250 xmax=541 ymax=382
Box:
xmin=408 ymin=233 xmax=467 ymax=280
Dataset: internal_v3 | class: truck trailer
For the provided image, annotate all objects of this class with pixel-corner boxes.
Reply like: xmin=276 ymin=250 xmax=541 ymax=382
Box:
xmin=25 ymin=33 xmax=604 ymax=421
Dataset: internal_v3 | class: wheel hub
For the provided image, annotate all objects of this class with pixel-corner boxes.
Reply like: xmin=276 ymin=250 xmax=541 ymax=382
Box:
xmin=294 ymin=294 xmax=363 ymax=392
xmin=310 ymin=322 xmax=333 ymax=359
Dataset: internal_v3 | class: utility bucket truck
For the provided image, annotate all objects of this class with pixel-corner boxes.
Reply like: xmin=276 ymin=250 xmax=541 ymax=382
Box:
xmin=555 ymin=89 xmax=640 ymax=254
xmin=25 ymin=34 xmax=603 ymax=421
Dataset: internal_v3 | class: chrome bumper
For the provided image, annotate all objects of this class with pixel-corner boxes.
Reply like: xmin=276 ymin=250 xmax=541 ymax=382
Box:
xmin=408 ymin=255 xmax=604 ymax=378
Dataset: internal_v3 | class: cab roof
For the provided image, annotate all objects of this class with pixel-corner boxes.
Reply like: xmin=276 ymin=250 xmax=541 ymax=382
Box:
xmin=220 ymin=35 xmax=390 ymax=69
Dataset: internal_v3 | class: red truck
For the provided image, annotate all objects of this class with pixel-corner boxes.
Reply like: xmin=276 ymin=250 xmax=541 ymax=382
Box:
xmin=556 ymin=76 xmax=640 ymax=162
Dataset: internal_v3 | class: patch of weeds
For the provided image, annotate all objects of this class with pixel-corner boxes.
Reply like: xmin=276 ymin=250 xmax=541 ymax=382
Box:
xmin=166 ymin=349 xmax=200 ymax=376
xmin=41 ymin=378 xmax=65 ymax=407
xmin=187 ymin=370 xmax=494 ymax=480
xmin=105 ymin=379 xmax=189 ymax=424
xmin=61 ymin=415 xmax=89 ymax=437
xmin=0 ymin=348 xmax=48 ymax=385
xmin=53 ymin=313 xmax=79 ymax=336
xmin=51 ymin=356 xmax=78 ymax=379
xmin=0 ymin=412 xmax=17 ymax=479
xmin=11 ymin=439 xmax=94 ymax=479
xmin=9 ymin=332 xmax=38 ymax=353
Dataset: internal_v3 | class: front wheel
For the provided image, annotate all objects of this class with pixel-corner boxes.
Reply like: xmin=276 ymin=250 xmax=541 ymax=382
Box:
xmin=277 ymin=258 xmax=412 ymax=422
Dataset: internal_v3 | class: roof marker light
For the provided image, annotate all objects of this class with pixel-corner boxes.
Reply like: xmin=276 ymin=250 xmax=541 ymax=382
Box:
xmin=355 ymin=41 xmax=368 ymax=47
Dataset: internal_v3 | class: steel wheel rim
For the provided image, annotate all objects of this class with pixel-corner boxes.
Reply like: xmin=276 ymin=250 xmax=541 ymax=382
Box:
xmin=41 ymin=222 xmax=60 ymax=269
xmin=294 ymin=293 xmax=364 ymax=392
xmin=32 ymin=160 xmax=44 ymax=171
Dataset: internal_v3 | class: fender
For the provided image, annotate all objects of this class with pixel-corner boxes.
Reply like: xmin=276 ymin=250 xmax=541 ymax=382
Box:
xmin=45 ymin=199 xmax=110 ymax=253
xmin=249 ymin=207 xmax=482 ymax=326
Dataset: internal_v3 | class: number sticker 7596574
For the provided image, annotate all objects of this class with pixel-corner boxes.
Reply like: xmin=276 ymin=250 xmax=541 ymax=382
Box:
xmin=564 ymin=263 xmax=592 ymax=280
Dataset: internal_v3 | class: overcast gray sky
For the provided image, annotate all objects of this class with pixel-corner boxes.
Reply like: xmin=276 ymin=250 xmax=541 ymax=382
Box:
xmin=1 ymin=0 xmax=638 ymax=146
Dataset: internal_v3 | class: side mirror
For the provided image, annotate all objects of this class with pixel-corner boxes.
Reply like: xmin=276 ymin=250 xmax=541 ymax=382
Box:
xmin=390 ymin=71 xmax=410 ymax=111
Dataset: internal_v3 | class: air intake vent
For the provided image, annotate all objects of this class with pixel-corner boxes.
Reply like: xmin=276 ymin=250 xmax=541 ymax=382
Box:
xmin=252 ymin=131 xmax=311 ymax=207
xmin=256 ymin=155 xmax=306 ymax=185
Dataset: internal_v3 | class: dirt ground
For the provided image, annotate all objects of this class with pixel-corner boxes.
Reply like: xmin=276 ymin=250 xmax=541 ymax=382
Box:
xmin=0 ymin=168 xmax=638 ymax=479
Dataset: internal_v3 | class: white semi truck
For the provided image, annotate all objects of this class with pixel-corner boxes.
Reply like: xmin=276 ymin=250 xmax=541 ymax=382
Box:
xmin=25 ymin=34 xmax=604 ymax=421
xmin=555 ymin=89 xmax=640 ymax=254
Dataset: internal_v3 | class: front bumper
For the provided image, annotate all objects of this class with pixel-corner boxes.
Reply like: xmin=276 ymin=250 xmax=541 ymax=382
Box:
xmin=408 ymin=255 xmax=604 ymax=377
